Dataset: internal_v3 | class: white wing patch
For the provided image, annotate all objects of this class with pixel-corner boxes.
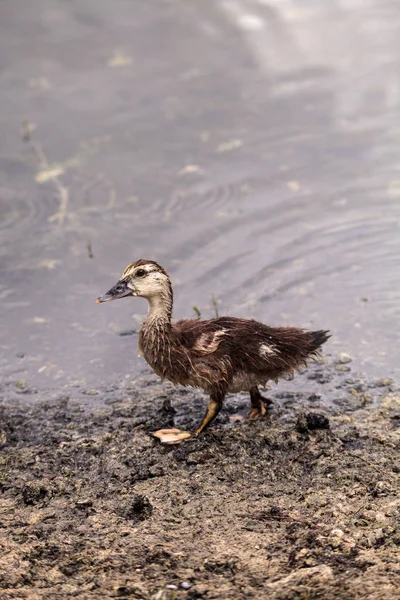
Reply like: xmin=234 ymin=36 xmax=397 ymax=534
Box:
xmin=193 ymin=329 xmax=227 ymax=355
xmin=259 ymin=343 xmax=278 ymax=357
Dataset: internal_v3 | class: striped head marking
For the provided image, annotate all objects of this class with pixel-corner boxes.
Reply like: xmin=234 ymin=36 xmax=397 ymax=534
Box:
xmin=96 ymin=259 xmax=171 ymax=303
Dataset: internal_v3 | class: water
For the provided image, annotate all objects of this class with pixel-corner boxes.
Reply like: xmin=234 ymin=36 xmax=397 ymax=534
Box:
xmin=1 ymin=0 xmax=400 ymax=390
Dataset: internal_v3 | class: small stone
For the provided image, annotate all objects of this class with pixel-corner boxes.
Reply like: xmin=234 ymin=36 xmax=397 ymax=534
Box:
xmin=296 ymin=412 xmax=330 ymax=433
xmin=336 ymin=353 xmax=352 ymax=364
xmin=335 ymin=365 xmax=351 ymax=372
xmin=181 ymin=582 xmax=192 ymax=590
xmin=306 ymin=413 xmax=330 ymax=431
xmin=373 ymin=378 xmax=395 ymax=388
xmin=75 ymin=499 xmax=93 ymax=509
xmin=166 ymin=584 xmax=178 ymax=590
xmin=328 ymin=529 xmax=345 ymax=548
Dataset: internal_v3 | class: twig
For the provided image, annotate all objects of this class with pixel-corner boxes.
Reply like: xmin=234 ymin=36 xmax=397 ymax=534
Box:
xmin=290 ymin=437 xmax=322 ymax=463
xmin=47 ymin=181 xmax=69 ymax=225
xmin=353 ymin=501 xmax=369 ymax=517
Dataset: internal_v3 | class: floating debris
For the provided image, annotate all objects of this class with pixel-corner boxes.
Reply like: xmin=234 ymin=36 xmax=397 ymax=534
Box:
xmin=35 ymin=165 xmax=65 ymax=183
xmin=178 ymin=164 xmax=204 ymax=176
xmin=287 ymin=180 xmax=301 ymax=193
xmin=30 ymin=317 xmax=48 ymax=324
xmin=107 ymin=50 xmax=132 ymax=67
xmin=217 ymin=139 xmax=243 ymax=153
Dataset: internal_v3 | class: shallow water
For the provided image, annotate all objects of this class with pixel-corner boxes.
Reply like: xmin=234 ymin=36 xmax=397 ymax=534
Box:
xmin=1 ymin=0 xmax=400 ymax=389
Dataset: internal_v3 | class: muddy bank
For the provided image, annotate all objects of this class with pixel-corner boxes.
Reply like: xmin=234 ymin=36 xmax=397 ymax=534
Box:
xmin=0 ymin=361 xmax=399 ymax=599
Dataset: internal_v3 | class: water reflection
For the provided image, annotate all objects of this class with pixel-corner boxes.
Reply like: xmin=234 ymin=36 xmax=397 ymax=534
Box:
xmin=0 ymin=0 xmax=399 ymax=389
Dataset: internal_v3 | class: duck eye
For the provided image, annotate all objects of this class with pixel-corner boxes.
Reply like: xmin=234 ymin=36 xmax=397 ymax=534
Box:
xmin=136 ymin=269 xmax=146 ymax=278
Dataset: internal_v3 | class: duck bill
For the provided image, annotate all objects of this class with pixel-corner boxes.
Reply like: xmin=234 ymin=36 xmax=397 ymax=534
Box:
xmin=96 ymin=281 xmax=133 ymax=303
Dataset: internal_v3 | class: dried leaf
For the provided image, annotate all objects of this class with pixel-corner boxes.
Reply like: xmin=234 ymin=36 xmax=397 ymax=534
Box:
xmin=151 ymin=428 xmax=192 ymax=445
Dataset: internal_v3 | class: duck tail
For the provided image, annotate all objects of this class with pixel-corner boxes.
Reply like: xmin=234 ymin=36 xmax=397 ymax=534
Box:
xmin=309 ymin=329 xmax=331 ymax=353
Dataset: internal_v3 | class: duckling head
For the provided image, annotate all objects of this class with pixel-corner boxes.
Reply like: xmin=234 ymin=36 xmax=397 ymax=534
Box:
xmin=96 ymin=259 xmax=172 ymax=304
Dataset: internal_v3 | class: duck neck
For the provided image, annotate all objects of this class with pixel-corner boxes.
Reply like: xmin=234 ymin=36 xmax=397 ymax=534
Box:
xmin=140 ymin=292 xmax=173 ymax=365
xmin=142 ymin=290 xmax=173 ymax=334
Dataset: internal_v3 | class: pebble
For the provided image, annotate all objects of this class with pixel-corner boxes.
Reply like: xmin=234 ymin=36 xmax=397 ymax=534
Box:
xmin=373 ymin=481 xmax=392 ymax=496
xmin=328 ymin=529 xmax=345 ymax=548
xmin=296 ymin=412 xmax=330 ymax=433
xmin=373 ymin=378 xmax=395 ymax=387
xmin=166 ymin=584 xmax=178 ymax=590
xmin=181 ymin=582 xmax=192 ymax=590
xmin=75 ymin=499 xmax=93 ymax=508
xmin=336 ymin=353 xmax=352 ymax=364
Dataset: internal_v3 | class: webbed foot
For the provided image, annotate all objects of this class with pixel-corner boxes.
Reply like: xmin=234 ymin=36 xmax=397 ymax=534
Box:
xmin=248 ymin=387 xmax=273 ymax=420
xmin=247 ymin=404 xmax=267 ymax=420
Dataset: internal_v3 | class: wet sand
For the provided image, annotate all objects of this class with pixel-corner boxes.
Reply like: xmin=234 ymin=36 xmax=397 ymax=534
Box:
xmin=1 ymin=360 xmax=399 ymax=599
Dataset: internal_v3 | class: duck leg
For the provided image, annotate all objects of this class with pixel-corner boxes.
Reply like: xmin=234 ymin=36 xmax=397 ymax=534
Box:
xmin=248 ymin=386 xmax=272 ymax=420
xmin=195 ymin=391 xmax=224 ymax=437
xmin=153 ymin=389 xmax=225 ymax=444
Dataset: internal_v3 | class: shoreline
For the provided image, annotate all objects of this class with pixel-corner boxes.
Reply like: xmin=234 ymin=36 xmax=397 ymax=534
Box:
xmin=1 ymin=360 xmax=399 ymax=599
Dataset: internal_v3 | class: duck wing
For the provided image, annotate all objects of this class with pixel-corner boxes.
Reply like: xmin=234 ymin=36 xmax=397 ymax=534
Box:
xmin=174 ymin=317 xmax=330 ymax=370
xmin=173 ymin=317 xmax=238 ymax=356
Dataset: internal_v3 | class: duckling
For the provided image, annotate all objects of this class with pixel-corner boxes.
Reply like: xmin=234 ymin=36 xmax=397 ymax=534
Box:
xmin=97 ymin=259 xmax=330 ymax=443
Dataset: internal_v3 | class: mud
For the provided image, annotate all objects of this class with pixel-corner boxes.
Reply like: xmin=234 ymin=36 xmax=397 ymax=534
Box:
xmin=1 ymin=360 xmax=399 ymax=599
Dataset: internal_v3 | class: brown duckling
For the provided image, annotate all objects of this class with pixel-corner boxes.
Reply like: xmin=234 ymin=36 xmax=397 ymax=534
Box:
xmin=97 ymin=259 xmax=330 ymax=443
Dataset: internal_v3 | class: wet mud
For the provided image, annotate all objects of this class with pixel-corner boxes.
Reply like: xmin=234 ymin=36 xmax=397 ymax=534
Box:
xmin=1 ymin=360 xmax=399 ymax=599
